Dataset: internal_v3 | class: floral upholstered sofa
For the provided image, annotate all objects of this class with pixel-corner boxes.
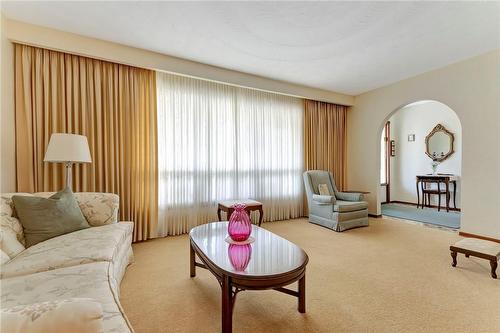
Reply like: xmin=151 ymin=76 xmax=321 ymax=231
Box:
xmin=0 ymin=192 xmax=134 ymax=333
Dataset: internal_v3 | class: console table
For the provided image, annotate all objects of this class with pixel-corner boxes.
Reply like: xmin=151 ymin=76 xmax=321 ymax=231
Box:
xmin=416 ymin=174 xmax=458 ymax=212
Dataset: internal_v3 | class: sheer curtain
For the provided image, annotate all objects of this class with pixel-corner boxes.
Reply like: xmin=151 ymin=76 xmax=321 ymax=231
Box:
xmin=157 ymin=72 xmax=304 ymax=236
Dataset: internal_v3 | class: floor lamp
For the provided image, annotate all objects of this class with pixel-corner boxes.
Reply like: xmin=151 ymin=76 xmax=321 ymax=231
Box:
xmin=44 ymin=133 xmax=92 ymax=190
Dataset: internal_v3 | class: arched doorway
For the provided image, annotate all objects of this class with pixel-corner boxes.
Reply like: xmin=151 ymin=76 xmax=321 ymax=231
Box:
xmin=378 ymin=100 xmax=462 ymax=229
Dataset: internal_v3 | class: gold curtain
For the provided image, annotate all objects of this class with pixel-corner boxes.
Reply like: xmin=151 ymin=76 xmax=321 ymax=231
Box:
xmin=304 ymin=99 xmax=347 ymax=190
xmin=14 ymin=44 xmax=157 ymax=242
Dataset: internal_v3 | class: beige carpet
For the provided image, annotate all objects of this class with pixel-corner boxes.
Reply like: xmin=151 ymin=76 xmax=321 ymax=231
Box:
xmin=120 ymin=218 xmax=500 ymax=333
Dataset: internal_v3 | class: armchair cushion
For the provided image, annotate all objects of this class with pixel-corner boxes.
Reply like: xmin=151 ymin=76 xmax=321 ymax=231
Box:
xmin=336 ymin=192 xmax=364 ymax=202
xmin=312 ymin=194 xmax=336 ymax=204
xmin=333 ymin=200 xmax=368 ymax=213
xmin=308 ymin=171 xmax=335 ymax=195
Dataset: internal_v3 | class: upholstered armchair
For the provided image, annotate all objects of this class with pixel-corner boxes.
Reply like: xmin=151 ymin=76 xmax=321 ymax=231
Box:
xmin=303 ymin=170 xmax=369 ymax=232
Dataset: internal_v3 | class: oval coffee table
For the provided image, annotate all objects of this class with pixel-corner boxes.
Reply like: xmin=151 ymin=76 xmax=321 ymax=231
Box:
xmin=189 ymin=222 xmax=309 ymax=333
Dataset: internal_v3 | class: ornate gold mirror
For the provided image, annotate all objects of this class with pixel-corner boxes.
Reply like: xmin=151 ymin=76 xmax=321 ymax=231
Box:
xmin=425 ymin=124 xmax=454 ymax=162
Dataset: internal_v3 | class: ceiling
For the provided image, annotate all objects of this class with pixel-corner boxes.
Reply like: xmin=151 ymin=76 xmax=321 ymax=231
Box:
xmin=2 ymin=1 xmax=499 ymax=95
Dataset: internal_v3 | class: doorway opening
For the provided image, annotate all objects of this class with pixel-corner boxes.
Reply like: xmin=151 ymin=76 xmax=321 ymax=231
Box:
xmin=379 ymin=100 xmax=462 ymax=229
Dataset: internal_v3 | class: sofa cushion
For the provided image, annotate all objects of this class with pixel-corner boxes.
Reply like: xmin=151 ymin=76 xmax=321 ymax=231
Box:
xmin=333 ymin=200 xmax=368 ymax=213
xmin=1 ymin=298 xmax=103 ymax=333
xmin=1 ymin=249 xmax=9 ymax=265
xmin=12 ymin=188 xmax=90 ymax=247
xmin=1 ymin=194 xmax=32 ymax=246
xmin=1 ymin=222 xmax=133 ymax=279
xmin=1 ymin=262 xmax=132 ymax=333
xmin=34 ymin=192 xmax=120 ymax=227
xmin=0 ymin=227 xmax=25 ymax=258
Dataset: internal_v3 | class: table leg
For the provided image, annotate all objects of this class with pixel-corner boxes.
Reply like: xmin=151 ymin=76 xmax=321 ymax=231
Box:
xmin=437 ymin=182 xmax=441 ymax=212
xmin=451 ymin=251 xmax=457 ymax=267
xmin=421 ymin=181 xmax=426 ymax=209
xmin=221 ymin=275 xmax=233 ymax=333
xmin=416 ymin=179 xmax=420 ymax=209
xmin=190 ymin=242 xmax=196 ymax=277
xmin=298 ymin=274 xmax=306 ymax=313
xmin=491 ymin=260 xmax=498 ymax=279
xmin=446 ymin=181 xmax=450 ymax=212
xmin=453 ymin=181 xmax=457 ymax=209
xmin=258 ymin=207 xmax=263 ymax=227
xmin=217 ymin=207 xmax=222 ymax=221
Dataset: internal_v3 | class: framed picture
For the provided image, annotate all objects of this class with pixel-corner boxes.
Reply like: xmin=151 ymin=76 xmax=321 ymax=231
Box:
xmin=408 ymin=134 xmax=415 ymax=142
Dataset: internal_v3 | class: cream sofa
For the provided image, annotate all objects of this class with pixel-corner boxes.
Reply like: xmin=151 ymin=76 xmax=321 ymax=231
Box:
xmin=0 ymin=192 xmax=134 ymax=333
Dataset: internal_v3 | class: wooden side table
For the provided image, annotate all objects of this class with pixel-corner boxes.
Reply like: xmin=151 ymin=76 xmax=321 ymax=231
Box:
xmin=217 ymin=199 xmax=263 ymax=226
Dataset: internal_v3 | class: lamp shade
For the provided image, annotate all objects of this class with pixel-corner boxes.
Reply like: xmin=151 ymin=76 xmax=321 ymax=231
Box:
xmin=44 ymin=133 xmax=92 ymax=163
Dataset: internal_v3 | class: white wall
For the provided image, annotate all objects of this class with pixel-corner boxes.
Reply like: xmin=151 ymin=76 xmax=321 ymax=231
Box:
xmin=389 ymin=101 xmax=462 ymax=208
xmin=348 ymin=50 xmax=500 ymax=239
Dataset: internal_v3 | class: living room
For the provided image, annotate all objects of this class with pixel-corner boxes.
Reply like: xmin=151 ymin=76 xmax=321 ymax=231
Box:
xmin=1 ymin=2 xmax=499 ymax=333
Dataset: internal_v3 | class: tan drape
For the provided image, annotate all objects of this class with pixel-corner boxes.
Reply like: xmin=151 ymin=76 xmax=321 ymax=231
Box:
xmin=14 ymin=44 xmax=157 ymax=242
xmin=304 ymin=99 xmax=347 ymax=190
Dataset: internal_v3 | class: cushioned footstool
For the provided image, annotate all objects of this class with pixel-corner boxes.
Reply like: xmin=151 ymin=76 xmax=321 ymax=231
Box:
xmin=450 ymin=238 xmax=500 ymax=279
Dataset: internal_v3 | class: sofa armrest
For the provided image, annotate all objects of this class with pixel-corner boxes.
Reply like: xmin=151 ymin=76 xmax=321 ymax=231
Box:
xmin=74 ymin=193 xmax=120 ymax=226
xmin=336 ymin=192 xmax=364 ymax=202
xmin=312 ymin=194 xmax=336 ymax=204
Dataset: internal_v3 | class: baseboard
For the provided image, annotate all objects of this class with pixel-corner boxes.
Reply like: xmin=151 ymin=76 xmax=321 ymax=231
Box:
xmin=458 ymin=232 xmax=500 ymax=244
xmin=368 ymin=214 xmax=382 ymax=218
xmin=387 ymin=200 xmax=461 ymax=212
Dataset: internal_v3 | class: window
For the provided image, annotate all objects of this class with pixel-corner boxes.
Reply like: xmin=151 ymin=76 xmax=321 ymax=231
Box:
xmin=156 ymin=72 xmax=304 ymax=235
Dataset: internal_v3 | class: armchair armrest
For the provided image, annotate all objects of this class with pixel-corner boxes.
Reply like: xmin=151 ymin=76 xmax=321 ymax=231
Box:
xmin=336 ymin=192 xmax=364 ymax=202
xmin=312 ymin=194 xmax=336 ymax=204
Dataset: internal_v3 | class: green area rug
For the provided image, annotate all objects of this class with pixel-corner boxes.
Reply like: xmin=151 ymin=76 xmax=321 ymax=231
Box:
xmin=382 ymin=203 xmax=460 ymax=229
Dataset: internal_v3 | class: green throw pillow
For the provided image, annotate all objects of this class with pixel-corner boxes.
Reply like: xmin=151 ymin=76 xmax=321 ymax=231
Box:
xmin=12 ymin=187 xmax=90 ymax=247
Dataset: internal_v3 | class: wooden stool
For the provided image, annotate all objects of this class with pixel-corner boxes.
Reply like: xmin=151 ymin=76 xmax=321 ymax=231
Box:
xmin=217 ymin=199 xmax=263 ymax=226
xmin=450 ymin=238 xmax=500 ymax=279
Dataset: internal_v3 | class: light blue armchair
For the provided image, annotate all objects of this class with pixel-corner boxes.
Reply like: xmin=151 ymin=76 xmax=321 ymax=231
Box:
xmin=303 ymin=170 xmax=369 ymax=232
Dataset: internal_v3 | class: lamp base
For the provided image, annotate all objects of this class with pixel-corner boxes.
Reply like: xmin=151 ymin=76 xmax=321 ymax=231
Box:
xmin=65 ymin=162 xmax=73 ymax=190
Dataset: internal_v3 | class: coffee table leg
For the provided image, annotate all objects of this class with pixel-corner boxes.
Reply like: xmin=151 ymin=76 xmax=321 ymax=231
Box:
xmin=258 ymin=207 xmax=263 ymax=227
xmin=298 ymin=274 xmax=306 ymax=313
xmin=451 ymin=251 xmax=457 ymax=267
xmin=217 ymin=208 xmax=222 ymax=221
xmin=491 ymin=260 xmax=498 ymax=279
xmin=222 ymin=275 xmax=233 ymax=333
xmin=190 ymin=242 xmax=196 ymax=277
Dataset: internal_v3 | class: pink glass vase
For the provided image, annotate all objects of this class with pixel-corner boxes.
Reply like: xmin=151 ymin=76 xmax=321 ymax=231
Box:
xmin=228 ymin=244 xmax=252 ymax=271
xmin=228 ymin=203 xmax=252 ymax=241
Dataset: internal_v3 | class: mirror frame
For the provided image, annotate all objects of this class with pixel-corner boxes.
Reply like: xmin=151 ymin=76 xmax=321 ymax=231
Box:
xmin=425 ymin=124 xmax=455 ymax=162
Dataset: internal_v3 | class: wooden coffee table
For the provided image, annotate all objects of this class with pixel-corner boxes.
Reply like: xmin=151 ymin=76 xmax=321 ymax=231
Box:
xmin=189 ymin=222 xmax=309 ymax=333
xmin=217 ymin=199 xmax=263 ymax=226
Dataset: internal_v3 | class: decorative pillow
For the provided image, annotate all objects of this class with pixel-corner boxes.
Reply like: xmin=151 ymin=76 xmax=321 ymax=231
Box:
xmin=12 ymin=187 xmax=90 ymax=247
xmin=318 ymin=184 xmax=330 ymax=196
xmin=0 ymin=227 xmax=25 ymax=258
xmin=33 ymin=192 xmax=120 ymax=227
xmin=1 ymin=298 xmax=103 ymax=333
xmin=0 ymin=249 xmax=10 ymax=265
